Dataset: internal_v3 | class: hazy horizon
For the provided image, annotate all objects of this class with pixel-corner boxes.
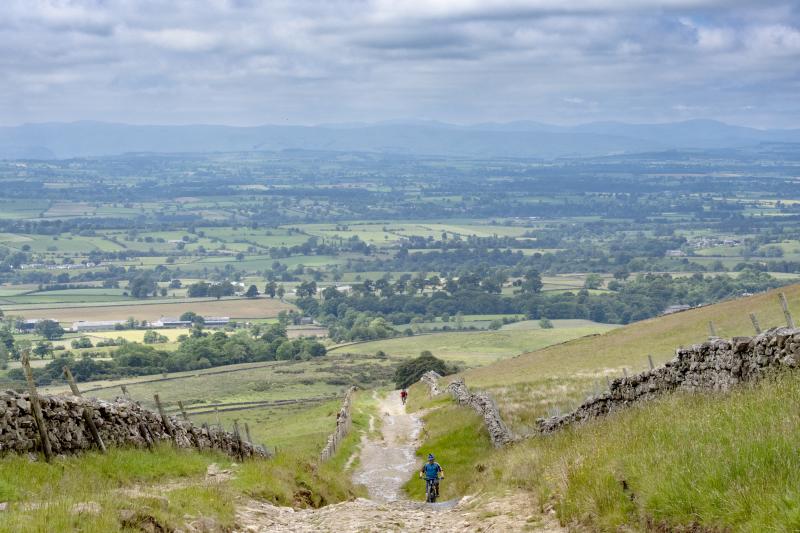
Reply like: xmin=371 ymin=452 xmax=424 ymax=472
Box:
xmin=2 ymin=1 xmax=799 ymax=130
xmin=2 ymin=117 xmax=798 ymax=131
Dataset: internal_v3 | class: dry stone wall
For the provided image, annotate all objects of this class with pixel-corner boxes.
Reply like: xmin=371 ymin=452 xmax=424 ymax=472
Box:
xmin=419 ymin=371 xmax=443 ymax=396
xmin=447 ymin=379 xmax=516 ymax=448
xmin=418 ymin=371 xmax=515 ymax=448
xmin=320 ymin=386 xmax=357 ymax=461
xmin=537 ymin=327 xmax=800 ymax=433
xmin=0 ymin=391 xmax=268 ymax=459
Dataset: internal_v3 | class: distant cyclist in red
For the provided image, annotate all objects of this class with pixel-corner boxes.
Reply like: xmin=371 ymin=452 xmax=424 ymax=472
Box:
xmin=400 ymin=389 xmax=408 ymax=405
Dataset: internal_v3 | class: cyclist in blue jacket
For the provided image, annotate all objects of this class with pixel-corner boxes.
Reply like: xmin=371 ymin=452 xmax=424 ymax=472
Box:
xmin=419 ymin=453 xmax=444 ymax=499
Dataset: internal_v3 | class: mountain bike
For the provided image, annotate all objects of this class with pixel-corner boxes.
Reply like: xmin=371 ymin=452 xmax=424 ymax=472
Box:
xmin=425 ymin=478 xmax=439 ymax=503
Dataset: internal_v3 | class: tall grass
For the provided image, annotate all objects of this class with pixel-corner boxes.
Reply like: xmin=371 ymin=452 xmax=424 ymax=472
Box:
xmin=234 ymin=390 xmax=373 ymax=506
xmin=0 ymin=445 xmax=234 ymax=533
xmin=0 ymin=392 xmax=374 ymax=532
xmin=415 ymin=372 xmax=800 ymax=531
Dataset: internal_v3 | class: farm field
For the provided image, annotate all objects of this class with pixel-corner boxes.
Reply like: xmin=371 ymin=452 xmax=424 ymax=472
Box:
xmin=87 ymin=328 xmax=192 ymax=343
xmin=33 ymin=354 xmax=389 ymax=452
xmin=0 ymin=296 xmax=295 ymax=322
xmin=330 ymin=320 xmax=618 ymax=366
xmin=42 ymin=354 xmax=394 ymax=410
xmin=192 ymin=399 xmax=345 ymax=455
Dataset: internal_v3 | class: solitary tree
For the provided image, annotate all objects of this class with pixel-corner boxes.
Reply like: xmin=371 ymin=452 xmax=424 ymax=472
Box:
xmin=129 ymin=272 xmax=157 ymax=298
xmin=264 ymin=281 xmax=277 ymax=298
xmin=35 ymin=319 xmax=64 ymax=340
xmin=245 ymin=284 xmax=259 ymax=298
xmin=584 ymin=273 xmax=604 ymax=290
xmin=518 ymin=269 xmax=543 ymax=294
xmin=33 ymin=341 xmax=53 ymax=359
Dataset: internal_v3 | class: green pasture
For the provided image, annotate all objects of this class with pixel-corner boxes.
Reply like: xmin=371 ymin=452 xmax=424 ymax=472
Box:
xmin=193 ymin=399 xmax=344 ymax=455
xmin=43 ymin=354 xmax=394 ymax=412
xmin=0 ymin=199 xmax=49 ymax=219
xmin=330 ymin=321 xmax=617 ymax=367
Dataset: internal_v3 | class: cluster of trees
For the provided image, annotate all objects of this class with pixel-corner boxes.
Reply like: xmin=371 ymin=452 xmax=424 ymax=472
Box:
xmin=9 ymin=322 xmax=327 ymax=384
xmin=394 ymin=352 xmax=455 ymax=389
xmin=296 ymin=268 xmax=784 ymax=341
xmin=186 ymin=281 xmax=237 ymax=298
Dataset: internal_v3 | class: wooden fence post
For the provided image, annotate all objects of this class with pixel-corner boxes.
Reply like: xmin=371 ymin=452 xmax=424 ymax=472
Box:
xmin=749 ymin=312 xmax=762 ymax=334
xmin=177 ymin=400 xmax=190 ymax=421
xmin=21 ymin=351 xmax=52 ymax=462
xmin=622 ymin=368 xmax=628 ymax=378
xmin=120 ymin=384 xmax=130 ymax=400
xmin=647 ymin=355 xmax=655 ymax=370
xmin=708 ymin=321 xmax=717 ymax=337
xmin=154 ymin=393 xmax=175 ymax=442
xmin=244 ymin=422 xmax=253 ymax=444
xmin=606 ymin=376 xmax=612 ymax=389
xmin=779 ymin=292 xmax=795 ymax=329
xmin=214 ymin=407 xmax=222 ymax=430
xmin=63 ymin=366 xmax=106 ymax=453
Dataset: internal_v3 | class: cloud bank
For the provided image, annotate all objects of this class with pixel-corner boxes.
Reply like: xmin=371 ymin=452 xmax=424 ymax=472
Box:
xmin=1 ymin=0 xmax=798 ymax=127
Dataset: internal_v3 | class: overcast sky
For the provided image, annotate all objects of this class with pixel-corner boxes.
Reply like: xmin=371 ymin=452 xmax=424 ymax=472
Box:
xmin=1 ymin=0 xmax=799 ymax=128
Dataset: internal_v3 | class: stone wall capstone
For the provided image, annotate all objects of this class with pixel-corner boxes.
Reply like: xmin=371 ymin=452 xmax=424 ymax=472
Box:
xmin=0 ymin=392 xmax=269 ymax=459
xmin=537 ymin=327 xmax=800 ymax=433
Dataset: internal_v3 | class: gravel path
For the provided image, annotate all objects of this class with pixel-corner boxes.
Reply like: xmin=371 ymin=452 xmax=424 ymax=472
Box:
xmin=353 ymin=391 xmax=423 ymax=502
xmin=235 ymin=391 xmax=564 ymax=532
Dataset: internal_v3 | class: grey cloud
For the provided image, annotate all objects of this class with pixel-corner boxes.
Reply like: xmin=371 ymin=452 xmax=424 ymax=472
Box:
xmin=0 ymin=0 xmax=798 ymax=127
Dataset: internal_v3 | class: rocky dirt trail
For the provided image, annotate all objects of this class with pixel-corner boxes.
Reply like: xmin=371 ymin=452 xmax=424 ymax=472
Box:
xmin=352 ymin=390 xmax=423 ymax=501
xmin=235 ymin=391 xmax=563 ymax=532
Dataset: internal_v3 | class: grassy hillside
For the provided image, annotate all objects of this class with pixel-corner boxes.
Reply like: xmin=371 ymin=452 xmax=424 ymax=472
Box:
xmin=403 ymin=285 xmax=800 ymax=530
xmin=0 ymin=390 xmax=375 ymax=532
xmin=410 ymin=372 xmax=800 ymax=531
xmin=459 ymin=284 xmax=800 ymax=432
xmin=0 ymin=445 xmax=357 ymax=533
xmin=330 ymin=320 xmax=618 ymax=367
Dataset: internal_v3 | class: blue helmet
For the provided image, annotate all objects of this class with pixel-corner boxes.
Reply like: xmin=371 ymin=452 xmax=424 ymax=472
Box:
xmin=427 ymin=453 xmax=435 ymax=460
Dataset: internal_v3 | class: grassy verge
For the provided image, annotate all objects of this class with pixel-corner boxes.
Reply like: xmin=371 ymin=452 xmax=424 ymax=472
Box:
xmin=0 ymin=445 xmax=235 ymax=533
xmin=501 ymin=372 xmax=800 ymax=531
xmin=194 ymin=399 xmax=344 ymax=456
xmin=402 ymin=386 xmax=493 ymax=501
xmin=411 ymin=372 xmax=800 ymax=531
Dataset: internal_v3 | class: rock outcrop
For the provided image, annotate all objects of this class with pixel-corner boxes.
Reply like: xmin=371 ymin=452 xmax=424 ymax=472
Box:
xmin=0 ymin=392 xmax=268 ymax=459
xmin=537 ymin=327 xmax=800 ymax=433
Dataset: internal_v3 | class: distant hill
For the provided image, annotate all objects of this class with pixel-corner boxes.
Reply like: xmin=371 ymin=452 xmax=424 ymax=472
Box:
xmin=1 ymin=119 xmax=799 ymax=160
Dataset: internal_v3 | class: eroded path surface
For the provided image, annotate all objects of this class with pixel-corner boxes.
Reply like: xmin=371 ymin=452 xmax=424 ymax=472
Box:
xmin=352 ymin=391 xmax=423 ymax=501
xmin=235 ymin=391 xmax=564 ymax=532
